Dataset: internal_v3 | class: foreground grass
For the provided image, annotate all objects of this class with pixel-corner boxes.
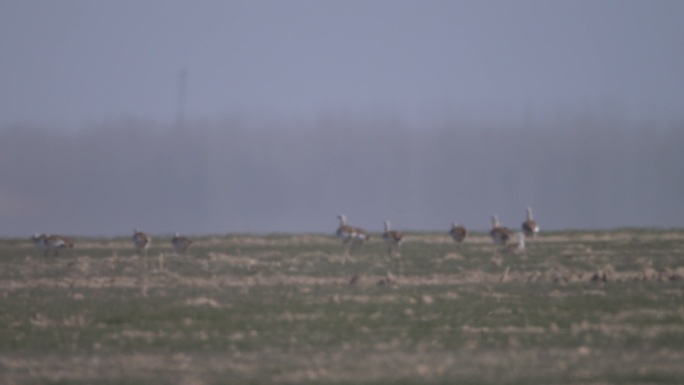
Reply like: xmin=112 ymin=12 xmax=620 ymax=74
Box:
xmin=1 ymin=230 xmax=684 ymax=384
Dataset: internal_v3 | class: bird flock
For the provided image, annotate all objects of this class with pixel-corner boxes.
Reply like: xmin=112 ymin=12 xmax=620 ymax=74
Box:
xmin=337 ymin=207 xmax=539 ymax=256
xmin=31 ymin=229 xmax=193 ymax=256
xmin=31 ymin=207 xmax=540 ymax=258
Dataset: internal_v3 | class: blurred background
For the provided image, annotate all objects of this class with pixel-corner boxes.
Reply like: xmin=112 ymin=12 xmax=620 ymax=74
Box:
xmin=1 ymin=0 xmax=683 ymax=236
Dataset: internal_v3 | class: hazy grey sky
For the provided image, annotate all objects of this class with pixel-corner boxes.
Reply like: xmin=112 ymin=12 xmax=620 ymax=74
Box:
xmin=1 ymin=1 xmax=684 ymax=237
xmin=1 ymin=0 xmax=683 ymax=128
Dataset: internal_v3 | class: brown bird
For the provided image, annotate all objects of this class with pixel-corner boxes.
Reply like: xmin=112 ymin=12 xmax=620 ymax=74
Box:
xmin=31 ymin=233 xmax=47 ymax=255
xmin=132 ymin=228 xmax=151 ymax=255
xmin=490 ymin=215 xmax=511 ymax=245
xmin=336 ymin=214 xmax=370 ymax=245
xmin=382 ymin=220 xmax=403 ymax=255
xmin=449 ymin=222 xmax=467 ymax=243
xmin=521 ymin=207 xmax=540 ymax=238
xmin=32 ymin=233 xmax=74 ymax=257
xmin=172 ymin=232 xmax=193 ymax=253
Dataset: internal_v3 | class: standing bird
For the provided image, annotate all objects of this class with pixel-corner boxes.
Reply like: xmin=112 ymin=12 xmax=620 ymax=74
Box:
xmin=490 ymin=215 xmax=511 ymax=245
xmin=172 ymin=232 xmax=193 ymax=253
xmin=382 ymin=220 xmax=403 ymax=255
xmin=31 ymin=233 xmax=48 ymax=254
xmin=336 ymin=214 xmax=354 ymax=242
xmin=34 ymin=234 xmax=74 ymax=257
xmin=336 ymin=214 xmax=370 ymax=254
xmin=521 ymin=206 xmax=540 ymax=238
xmin=449 ymin=222 xmax=467 ymax=243
xmin=132 ymin=229 xmax=151 ymax=255
xmin=502 ymin=232 xmax=526 ymax=254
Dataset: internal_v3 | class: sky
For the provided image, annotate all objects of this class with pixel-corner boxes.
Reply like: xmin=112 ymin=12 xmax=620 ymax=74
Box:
xmin=1 ymin=1 xmax=684 ymax=237
xmin=1 ymin=0 xmax=683 ymax=128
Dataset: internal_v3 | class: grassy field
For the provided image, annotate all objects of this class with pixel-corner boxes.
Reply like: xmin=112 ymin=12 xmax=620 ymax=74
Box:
xmin=1 ymin=229 xmax=684 ymax=384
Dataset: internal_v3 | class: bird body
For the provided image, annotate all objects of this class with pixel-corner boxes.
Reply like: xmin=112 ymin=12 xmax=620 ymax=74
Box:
xmin=172 ymin=232 xmax=193 ymax=253
xmin=132 ymin=229 xmax=151 ymax=254
xmin=382 ymin=220 xmax=403 ymax=254
xmin=31 ymin=233 xmax=47 ymax=252
xmin=336 ymin=215 xmax=370 ymax=244
xmin=490 ymin=215 xmax=511 ymax=245
xmin=32 ymin=233 xmax=73 ymax=256
xmin=449 ymin=222 xmax=467 ymax=243
xmin=521 ymin=207 xmax=540 ymax=238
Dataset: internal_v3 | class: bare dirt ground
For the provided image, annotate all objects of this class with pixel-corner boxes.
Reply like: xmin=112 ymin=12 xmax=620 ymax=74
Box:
xmin=1 ymin=230 xmax=684 ymax=384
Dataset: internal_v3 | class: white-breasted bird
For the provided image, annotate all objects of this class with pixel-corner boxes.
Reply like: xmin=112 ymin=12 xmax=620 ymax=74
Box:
xmin=32 ymin=233 xmax=74 ymax=256
xmin=132 ymin=228 xmax=151 ymax=254
xmin=172 ymin=232 xmax=193 ymax=253
xmin=490 ymin=215 xmax=511 ymax=245
xmin=336 ymin=214 xmax=370 ymax=244
xmin=382 ymin=220 xmax=403 ymax=254
xmin=521 ymin=206 xmax=540 ymax=238
xmin=449 ymin=222 xmax=467 ymax=243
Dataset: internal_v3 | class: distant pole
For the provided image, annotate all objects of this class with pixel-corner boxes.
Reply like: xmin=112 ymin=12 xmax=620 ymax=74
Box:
xmin=177 ymin=69 xmax=187 ymax=128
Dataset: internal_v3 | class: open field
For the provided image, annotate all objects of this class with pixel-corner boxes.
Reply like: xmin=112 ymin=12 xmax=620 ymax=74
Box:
xmin=2 ymin=229 xmax=684 ymax=384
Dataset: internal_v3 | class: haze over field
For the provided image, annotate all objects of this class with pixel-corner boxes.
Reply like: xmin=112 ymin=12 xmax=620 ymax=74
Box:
xmin=1 ymin=1 xmax=683 ymax=236
xmin=1 ymin=117 xmax=683 ymax=236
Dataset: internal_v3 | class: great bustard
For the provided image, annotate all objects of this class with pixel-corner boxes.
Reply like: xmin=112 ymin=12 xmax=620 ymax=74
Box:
xmin=32 ymin=233 xmax=74 ymax=257
xmin=132 ymin=228 xmax=151 ymax=255
xmin=172 ymin=232 xmax=193 ymax=253
xmin=31 ymin=233 xmax=47 ymax=255
xmin=449 ymin=222 xmax=467 ymax=243
xmin=382 ymin=220 xmax=403 ymax=254
xmin=490 ymin=215 xmax=511 ymax=245
xmin=521 ymin=207 xmax=540 ymax=238
xmin=336 ymin=214 xmax=370 ymax=244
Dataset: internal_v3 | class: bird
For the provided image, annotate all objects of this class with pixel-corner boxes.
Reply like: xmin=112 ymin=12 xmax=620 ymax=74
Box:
xmin=449 ymin=222 xmax=467 ymax=243
xmin=132 ymin=229 xmax=151 ymax=255
xmin=336 ymin=214 xmax=370 ymax=245
xmin=502 ymin=232 xmax=526 ymax=254
xmin=33 ymin=234 xmax=74 ymax=257
xmin=521 ymin=206 xmax=540 ymax=238
xmin=490 ymin=215 xmax=511 ymax=245
xmin=382 ymin=220 xmax=403 ymax=254
xmin=31 ymin=233 xmax=48 ymax=254
xmin=46 ymin=235 xmax=74 ymax=256
xmin=171 ymin=232 xmax=193 ymax=253
xmin=336 ymin=214 xmax=355 ymax=243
